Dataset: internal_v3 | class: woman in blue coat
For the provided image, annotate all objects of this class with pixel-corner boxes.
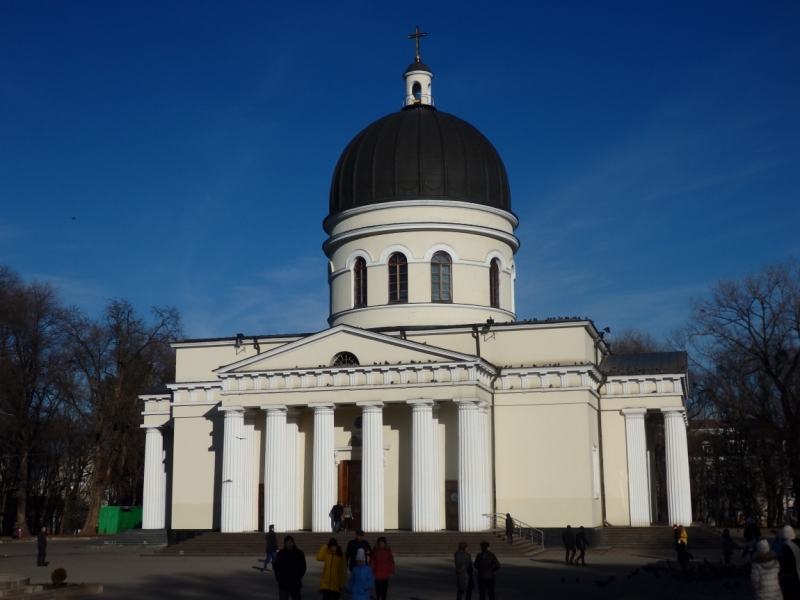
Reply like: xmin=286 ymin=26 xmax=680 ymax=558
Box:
xmin=345 ymin=548 xmax=375 ymax=600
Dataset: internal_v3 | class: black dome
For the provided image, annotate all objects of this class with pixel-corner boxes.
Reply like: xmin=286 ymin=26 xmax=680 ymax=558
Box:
xmin=329 ymin=106 xmax=511 ymax=216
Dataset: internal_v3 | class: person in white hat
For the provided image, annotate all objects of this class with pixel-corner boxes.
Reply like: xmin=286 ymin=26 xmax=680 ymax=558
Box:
xmin=344 ymin=547 xmax=375 ymax=600
xmin=751 ymin=538 xmax=782 ymax=600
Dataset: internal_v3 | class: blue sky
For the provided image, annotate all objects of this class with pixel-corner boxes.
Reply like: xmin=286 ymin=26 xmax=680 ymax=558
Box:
xmin=1 ymin=1 xmax=798 ymax=340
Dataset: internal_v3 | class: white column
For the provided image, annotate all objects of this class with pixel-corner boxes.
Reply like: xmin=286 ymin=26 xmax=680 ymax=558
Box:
xmin=662 ymin=407 xmax=693 ymax=526
xmin=220 ymin=406 xmax=245 ymax=533
xmin=408 ymin=400 xmax=440 ymax=531
xmin=311 ymin=404 xmax=335 ymax=532
xmin=622 ymin=408 xmax=651 ymax=527
xmin=456 ymin=400 xmax=489 ymax=531
xmin=263 ymin=405 xmax=288 ymax=531
xmin=286 ymin=410 xmax=300 ymax=530
xmin=241 ymin=414 xmax=255 ymax=531
xmin=359 ymin=401 xmax=385 ymax=532
xmin=478 ymin=402 xmax=491 ymax=515
xmin=141 ymin=425 xmax=166 ymax=529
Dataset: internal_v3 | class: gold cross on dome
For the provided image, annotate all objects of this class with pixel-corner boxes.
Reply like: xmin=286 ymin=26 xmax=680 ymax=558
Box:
xmin=407 ymin=25 xmax=427 ymax=62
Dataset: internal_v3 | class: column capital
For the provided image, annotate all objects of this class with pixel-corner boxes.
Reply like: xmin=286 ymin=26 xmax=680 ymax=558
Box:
xmin=260 ymin=404 xmax=288 ymax=413
xmin=357 ymin=401 xmax=385 ymax=411
xmin=218 ymin=405 xmax=245 ymax=414
xmin=454 ymin=399 xmax=481 ymax=410
xmin=661 ymin=406 xmax=686 ymax=414
xmin=309 ymin=402 xmax=335 ymax=409
xmin=140 ymin=424 xmax=163 ymax=430
xmin=622 ymin=408 xmax=648 ymax=418
xmin=406 ymin=399 xmax=434 ymax=407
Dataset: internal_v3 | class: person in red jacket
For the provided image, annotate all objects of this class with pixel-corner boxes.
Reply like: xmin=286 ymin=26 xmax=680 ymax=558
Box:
xmin=369 ymin=536 xmax=395 ymax=600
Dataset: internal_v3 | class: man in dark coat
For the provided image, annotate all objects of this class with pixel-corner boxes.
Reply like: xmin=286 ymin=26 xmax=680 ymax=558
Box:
xmin=345 ymin=529 xmax=371 ymax=572
xmin=562 ymin=525 xmax=576 ymax=565
xmin=505 ymin=513 xmax=515 ymax=545
xmin=473 ymin=541 xmax=500 ymax=600
xmin=779 ymin=525 xmax=800 ymax=598
xmin=274 ymin=535 xmax=306 ymax=600
xmin=574 ymin=526 xmax=589 ymax=565
xmin=454 ymin=541 xmax=474 ymax=600
xmin=263 ymin=524 xmax=278 ymax=572
xmin=37 ymin=527 xmax=47 ymax=566
xmin=330 ymin=502 xmax=344 ymax=532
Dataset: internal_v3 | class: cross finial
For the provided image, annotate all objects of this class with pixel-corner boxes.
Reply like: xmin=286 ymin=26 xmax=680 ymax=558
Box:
xmin=407 ymin=25 xmax=427 ymax=63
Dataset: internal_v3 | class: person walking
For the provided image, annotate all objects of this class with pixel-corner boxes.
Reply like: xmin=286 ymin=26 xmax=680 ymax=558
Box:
xmin=263 ymin=524 xmax=278 ymax=572
xmin=779 ymin=525 xmax=800 ymax=598
xmin=274 ymin=535 xmax=307 ymax=600
xmin=677 ymin=525 xmax=688 ymax=547
xmin=316 ymin=538 xmax=347 ymax=600
xmin=751 ymin=539 xmax=782 ymax=600
xmin=562 ymin=525 xmax=576 ymax=565
xmin=345 ymin=530 xmax=371 ymax=572
xmin=721 ymin=528 xmax=734 ymax=564
xmin=343 ymin=505 xmax=353 ymax=532
xmin=344 ymin=548 xmax=375 ymax=600
xmin=454 ymin=541 xmax=474 ymax=600
xmin=36 ymin=527 xmax=47 ymax=567
xmin=504 ymin=514 xmax=515 ymax=545
xmin=330 ymin=502 xmax=344 ymax=533
xmin=473 ymin=541 xmax=500 ymax=600
xmin=573 ymin=526 xmax=589 ymax=566
xmin=369 ymin=536 xmax=395 ymax=600
xmin=743 ymin=517 xmax=762 ymax=558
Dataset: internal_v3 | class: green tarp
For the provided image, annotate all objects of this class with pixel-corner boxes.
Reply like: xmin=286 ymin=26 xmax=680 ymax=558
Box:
xmin=98 ymin=506 xmax=142 ymax=534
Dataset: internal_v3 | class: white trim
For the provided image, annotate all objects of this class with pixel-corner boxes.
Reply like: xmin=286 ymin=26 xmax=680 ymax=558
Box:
xmin=170 ymin=400 xmax=219 ymax=407
xmin=141 ymin=410 xmax=170 ymax=416
xmin=215 ymin=324 xmax=480 ymax=374
xmin=322 ymin=199 xmax=519 ymax=234
xmin=329 ymin=302 xmax=516 ymax=323
xmin=422 ymin=243 xmax=460 ymax=262
xmin=484 ymin=250 xmax=507 ymax=270
xmin=345 ymin=249 xmax=374 ymax=269
xmin=172 ymin=337 xmax=304 ymax=349
xmin=379 ymin=244 xmax=415 ymax=264
xmin=324 ymin=223 xmax=520 ymax=255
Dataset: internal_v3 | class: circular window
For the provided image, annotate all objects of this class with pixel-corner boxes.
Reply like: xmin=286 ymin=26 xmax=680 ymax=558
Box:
xmin=332 ymin=352 xmax=359 ymax=367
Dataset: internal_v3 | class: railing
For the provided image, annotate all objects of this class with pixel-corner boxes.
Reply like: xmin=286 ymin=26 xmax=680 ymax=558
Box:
xmin=403 ymin=94 xmax=435 ymax=107
xmin=484 ymin=513 xmax=545 ymax=550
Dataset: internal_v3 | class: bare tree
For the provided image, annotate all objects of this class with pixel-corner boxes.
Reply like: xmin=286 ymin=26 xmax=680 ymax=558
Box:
xmin=0 ymin=266 xmax=68 ymax=536
xmin=610 ymin=328 xmax=668 ymax=354
xmin=64 ymin=300 xmax=181 ymax=535
xmin=686 ymin=259 xmax=800 ymax=524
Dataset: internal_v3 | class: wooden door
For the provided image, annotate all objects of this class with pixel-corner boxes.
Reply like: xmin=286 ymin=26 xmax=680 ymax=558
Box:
xmin=445 ymin=480 xmax=459 ymax=530
xmin=339 ymin=460 xmax=362 ymax=532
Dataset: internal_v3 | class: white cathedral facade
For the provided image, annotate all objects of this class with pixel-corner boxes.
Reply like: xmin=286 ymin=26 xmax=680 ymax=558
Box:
xmin=139 ymin=48 xmax=693 ymax=534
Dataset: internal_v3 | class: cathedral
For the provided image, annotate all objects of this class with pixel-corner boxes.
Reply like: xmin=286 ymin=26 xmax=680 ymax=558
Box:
xmin=139 ymin=34 xmax=692 ymax=535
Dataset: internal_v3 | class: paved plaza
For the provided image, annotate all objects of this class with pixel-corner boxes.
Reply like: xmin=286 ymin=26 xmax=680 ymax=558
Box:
xmin=0 ymin=537 xmax=753 ymax=599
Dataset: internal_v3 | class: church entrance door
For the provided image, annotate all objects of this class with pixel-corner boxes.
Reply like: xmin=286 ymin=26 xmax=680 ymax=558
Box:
xmin=339 ymin=460 xmax=362 ymax=532
xmin=445 ymin=480 xmax=459 ymax=530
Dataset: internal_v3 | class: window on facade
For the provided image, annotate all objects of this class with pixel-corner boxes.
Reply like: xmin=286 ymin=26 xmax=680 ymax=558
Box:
xmin=353 ymin=257 xmax=367 ymax=307
xmin=332 ymin=352 xmax=359 ymax=367
xmin=431 ymin=251 xmax=452 ymax=302
xmin=489 ymin=258 xmax=500 ymax=307
xmin=388 ymin=252 xmax=408 ymax=303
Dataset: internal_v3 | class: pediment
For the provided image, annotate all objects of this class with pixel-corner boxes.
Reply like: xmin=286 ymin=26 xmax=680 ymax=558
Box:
xmin=215 ymin=325 xmax=476 ymax=374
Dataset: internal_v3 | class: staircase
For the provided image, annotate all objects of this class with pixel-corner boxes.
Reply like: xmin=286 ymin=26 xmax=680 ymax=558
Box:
xmin=102 ymin=528 xmax=168 ymax=547
xmin=0 ymin=574 xmax=48 ymax=599
xmin=158 ymin=530 xmax=543 ymax=558
xmin=593 ymin=526 xmax=724 ymax=549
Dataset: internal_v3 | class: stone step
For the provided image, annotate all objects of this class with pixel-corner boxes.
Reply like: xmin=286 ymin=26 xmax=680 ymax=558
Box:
xmin=593 ymin=527 xmax=724 ymax=549
xmin=159 ymin=531 xmax=537 ymax=558
xmin=103 ymin=528 xmax=168 ymax=547
xmin=0 ymin=575 xmax=29 ymax=591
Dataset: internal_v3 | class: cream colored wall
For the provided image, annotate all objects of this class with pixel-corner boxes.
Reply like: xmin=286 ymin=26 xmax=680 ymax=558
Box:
xmin=171 ymin=405 xmax=221 ymax=530
xmin=326 ymin=203 xmax=517 ymax=328
xmin=175 ymin=339 xmax=299 ymax=383
xmin=493 ymin=390 xmax=602 ymax=528
xmin=324 ymin=202 xmax=516 ymax=237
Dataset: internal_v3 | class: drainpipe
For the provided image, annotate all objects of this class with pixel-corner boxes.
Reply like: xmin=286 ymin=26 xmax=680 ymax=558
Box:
xmin=594 ymin=336 xmax=609 ymax=526
xmin=471 ymin=325 xmax=481 ymax=358
xmin=490 ymin=366 xmax=500 ymax=517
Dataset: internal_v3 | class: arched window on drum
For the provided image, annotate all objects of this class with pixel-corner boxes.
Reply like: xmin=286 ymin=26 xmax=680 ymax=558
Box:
xmin=388 ymin=252 xmax=408 ymax=303
xmin=431 ymin=252 xmax=452 ymax=302
xmin=489 ymin=259 xmax=500 ymax=308
xmin=353 ymin=257 xmax=367 ymax=308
